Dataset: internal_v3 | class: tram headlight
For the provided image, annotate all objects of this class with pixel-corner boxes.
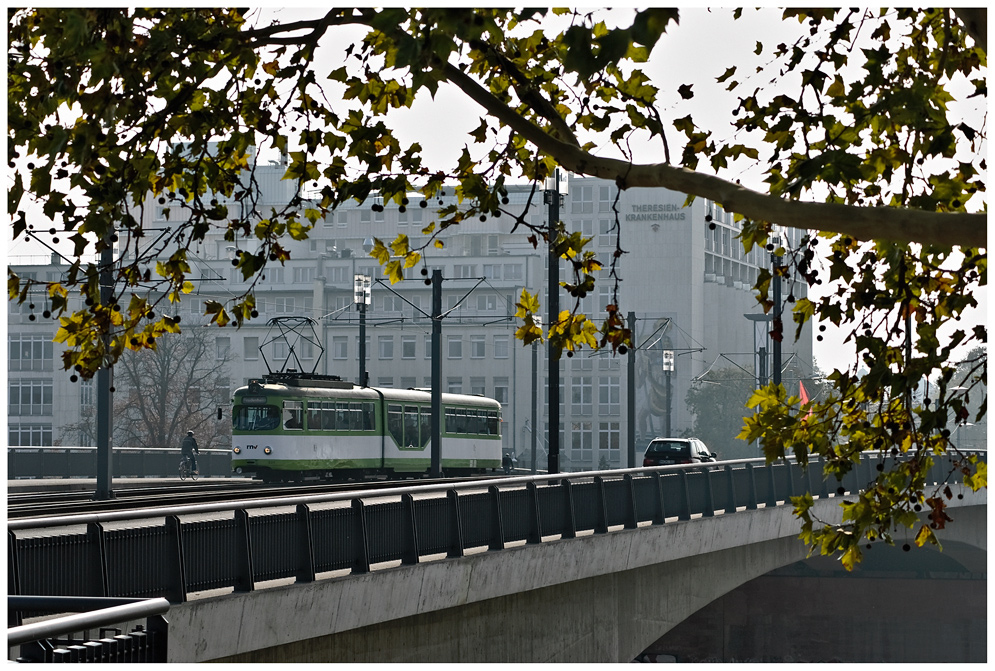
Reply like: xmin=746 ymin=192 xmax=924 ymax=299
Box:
xmin=233 ymin=447 xmax=241 ymax=454
xmin=264 ymin=446 xmax=272 ymax=455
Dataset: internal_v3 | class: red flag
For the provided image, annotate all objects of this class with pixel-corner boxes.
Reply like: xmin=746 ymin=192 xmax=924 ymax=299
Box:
xmin=799 ymin=381 xmax=813 ymax=419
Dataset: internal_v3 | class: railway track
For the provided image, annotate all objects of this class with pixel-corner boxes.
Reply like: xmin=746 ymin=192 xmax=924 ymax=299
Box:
xmin=7 ymin=474 xmax=508 ymax=521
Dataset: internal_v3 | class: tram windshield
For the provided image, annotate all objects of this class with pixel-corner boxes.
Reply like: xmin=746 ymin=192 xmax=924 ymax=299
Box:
xmin=232 ymin=404 xmax=280 ymax=431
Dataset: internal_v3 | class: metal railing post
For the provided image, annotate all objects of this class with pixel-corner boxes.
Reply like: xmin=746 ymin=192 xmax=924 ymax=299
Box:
xmin=446 ymin=489 xmax=464 ymax=558
xmin=526 ymin=481 xmax=543 ymax=544
xmin=723 ymin=465 xmax=737 ymax=514
xmin=651 ymin=472 xmax=667 ymax=524
xmin=623 ymin=474 xmax=638 ymax=529
xmin=233 ymin=508 xmax=255 ymax=592
xmin=295 ymin=504 xmax=315 ymax=583
xmin=488 ymin=485 xmax=506 ymax=551
xmin=401 ymin=493 xmax=420 ymax=565
xmin=351 ymin=499 xmax=371 ymax=573
xmin=163 ymin=516 xmax=187 ymax=604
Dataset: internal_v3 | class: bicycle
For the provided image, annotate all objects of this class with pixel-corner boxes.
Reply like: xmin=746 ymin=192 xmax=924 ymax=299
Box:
xmin=179 ymin=455 xmax=198 ymax=481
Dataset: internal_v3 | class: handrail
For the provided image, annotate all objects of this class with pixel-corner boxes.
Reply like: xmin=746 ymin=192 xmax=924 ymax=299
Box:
xmin=7 ymin=597 xmax=170 ymax=647
xmin=8 ymin=457 xmax=771 ymax=531
xmin=10 ymin=450 xmax=986 ymax=531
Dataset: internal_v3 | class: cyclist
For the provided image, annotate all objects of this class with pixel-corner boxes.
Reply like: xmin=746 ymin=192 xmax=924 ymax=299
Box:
xmin=181 ymin=430 xmax=200 ymax=475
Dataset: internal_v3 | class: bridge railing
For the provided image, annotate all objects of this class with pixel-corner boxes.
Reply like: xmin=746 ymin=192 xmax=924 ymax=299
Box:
xmin=7 ymin=453 xmax=983 ymax=606
xmin=8 ymin=596 xmax=170 ymax=663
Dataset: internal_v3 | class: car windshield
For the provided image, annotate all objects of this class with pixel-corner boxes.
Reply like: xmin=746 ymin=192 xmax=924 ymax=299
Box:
xmin=646 ymin=441 xmax=689 ymax=456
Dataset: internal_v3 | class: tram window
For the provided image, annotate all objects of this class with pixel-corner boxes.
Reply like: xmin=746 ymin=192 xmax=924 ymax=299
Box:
xmin=233 ymin=405 xmax=280 ymax=431
xmin=487 ymin=410 xmax=500 ymax=436
xmin=321 ymin=401 xmax=336 ymax=430
xmin=455 ymin=408 xmax=467 ymax=434
xmin=418 ymin=407 xmax=431 ymax=446
xmin=362 ymin=402 xmax=376 ymax=431
xmin=404 ymin=405 xmax=419 ymax=446
xmin=387 ymin=404 xmax=404 ymax=446
xmin=307 ymin=399 xmax=322 ymax=431
xmin=347 ymin=402 xmax=362 ymax=431
xmin=444 ymin=408 xmax=456 ymax=433
xmin=333 ymin=402 xmax=347 ymax=430
xmin=283 ymin=401 xmax=304 ymax=430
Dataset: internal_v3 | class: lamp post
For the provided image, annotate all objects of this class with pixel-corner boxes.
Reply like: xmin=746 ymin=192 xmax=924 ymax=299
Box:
xmin=770 ymin=226 xmax=782 ymax=386
xmin=353 ymin=239 xmax=374 ymax=387
xmin=531 ymin=315 xmax=542 ymax=475
xmin=544 ymin=169 xmax=567 ymax=473
xmin=662 ymin=348 xmax=674 ymax=437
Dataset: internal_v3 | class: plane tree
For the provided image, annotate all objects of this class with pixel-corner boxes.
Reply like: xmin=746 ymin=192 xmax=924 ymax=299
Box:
xmin=7 ymin=8 xmax=986 ymax=567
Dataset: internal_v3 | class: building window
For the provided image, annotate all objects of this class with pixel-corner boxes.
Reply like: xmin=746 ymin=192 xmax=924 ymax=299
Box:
xmin=9 ymin=379 xmax=53 ymax=416
xmin=273 ymin=296 xmax=295 ymax=314
xmin=599 ymin=377 xmax=620 ymax=415
xmin=378 ymin=377 xmax=394 ymax=388
xmin=80 ymin=379 xmax=94 ymax=408
xmin=266 ymin=267 xmax=285 ymax=284
xmin=599 ymin=422 xmax=620 ymax=465
xmin=494 ymin=377 xmax=509 ymax=405
xmin=453 ymin=264 xmax=476 ymax=279
xmin=332 ymin=336 xmax=348 ymax=360
xmin=401 ymin=336 xmax=417 ymax=359
xmin=571 ymin=421 xmax=594 ymax=469
xmin=571 ymin=376 xmax=593 ymax=415
xmin=470 ymin=377 xmax=486 ymax=396
xmin=447 ymin=377 xmax=463 ymax=394
xmin=470 ymin=335 xmax=486 ymax=359
xmin=599 ymin=218 xmax=617 ymax=247
xmin=216 ymin=337 xmax=230 ymax=360
xmin=598 ymin=185 xmax=616 ymax=212
xmin=503 ymin=264 xmax=523 ymax=281
xmin=571 ymin=185 xmax=593 ymax=214
xmin=382 ymin=295 xmax=404 ymax=312
xmin=293 ymin=266 xmax=315 ymax=284
xmin=447 ymin=335 xmax=462 ymax=359
xmin=274 ymin=338 xmax=289 ymax=360
xmin=379 ymin=335 xmax=394 ymax=360
xmin=483 ymin=264 xmax=501 ymax=280
xmin=424 ymin=335 xmax=432 ymax=359
xmin=9 ymin=423 xmax=53 ymax=446
xmin=300 ymin=339 xmax=314 ymax=360
xmin=493 ymin=335 xmax=510 ymax=359
xmin=8 ymin=334 xmax=54 ymax=372
xmin=243 ymin=337 xmax=259 ymax=361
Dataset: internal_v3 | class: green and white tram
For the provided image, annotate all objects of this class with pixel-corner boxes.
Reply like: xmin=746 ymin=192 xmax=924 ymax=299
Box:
xmin=231 ymin=373 xmax=503 ymax=481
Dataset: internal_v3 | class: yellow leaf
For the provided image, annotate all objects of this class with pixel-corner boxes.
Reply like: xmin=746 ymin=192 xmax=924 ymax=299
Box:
xmin=385 ymin=260 xmax=403 ymax=283
xmin=403 ymin=252 xmax=421 ymax=269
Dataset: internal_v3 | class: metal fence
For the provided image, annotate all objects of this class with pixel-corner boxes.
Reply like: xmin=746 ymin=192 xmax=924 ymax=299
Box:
xmin=8 ymin=596 xmax=169 ymax=663
xmin=7 ymin=447 xmax=235 ymax=479
xmin=7 ymin=453 xmax=982 ymax=606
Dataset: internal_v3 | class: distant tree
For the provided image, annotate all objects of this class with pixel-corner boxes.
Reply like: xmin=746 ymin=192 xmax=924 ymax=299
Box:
xmin=686 ymin=368 xmax=757 ymax=460
xmin=113 ymin=328 xmax=233 ymax=450
xmin=688 ymin=361 xmax=829 ymax=460
xmin=7 ymin=8 xmax=986 ymax=568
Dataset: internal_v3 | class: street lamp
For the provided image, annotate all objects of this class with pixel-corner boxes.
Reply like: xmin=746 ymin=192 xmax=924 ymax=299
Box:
xmin=531 ymin=315 xmax=542 ymax=475
xmin=770 ymin=225 xmax=783 ymax=386
xmin=352 ymin=240 xmax=375 ymax=387
xmin=662 ymin=348 xmax=675 ymax=437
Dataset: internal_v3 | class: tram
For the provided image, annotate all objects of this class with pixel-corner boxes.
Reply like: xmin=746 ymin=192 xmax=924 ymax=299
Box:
xmin=231 ymin=373 xmax=503 ymax=481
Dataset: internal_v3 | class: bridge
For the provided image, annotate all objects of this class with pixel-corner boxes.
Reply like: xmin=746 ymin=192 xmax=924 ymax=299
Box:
xmin=8 ymin=456 xmax=986 ymax=662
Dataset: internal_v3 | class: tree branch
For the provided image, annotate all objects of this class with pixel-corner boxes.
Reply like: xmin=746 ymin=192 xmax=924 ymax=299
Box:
xmin=441 ymin=62 xmax=986 ymax=248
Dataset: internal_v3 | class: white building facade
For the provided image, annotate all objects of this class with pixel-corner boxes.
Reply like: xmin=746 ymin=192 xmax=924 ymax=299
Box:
xmin=8 ymin=170 xmax=813 ymax=471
